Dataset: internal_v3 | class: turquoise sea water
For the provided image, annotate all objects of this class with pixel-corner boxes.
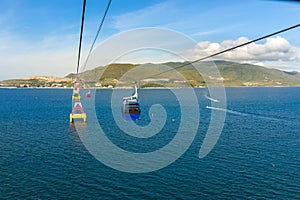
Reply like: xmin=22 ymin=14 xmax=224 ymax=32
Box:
xmin=1 ymin=87 xmax=299 ymax=199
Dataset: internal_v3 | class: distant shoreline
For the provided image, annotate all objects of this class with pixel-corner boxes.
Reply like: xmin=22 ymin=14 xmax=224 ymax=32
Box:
xmin=1 ymin=85 xmax=299 ymax=89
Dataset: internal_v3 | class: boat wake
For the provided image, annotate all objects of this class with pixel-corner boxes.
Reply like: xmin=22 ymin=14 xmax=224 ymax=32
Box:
xmin=206 ymin=106 xmax=248 ymax=116
xmin=205 ymin=106 xmax=282 ymax=121
xmin=204 ymin=95 xmax=220 ymax=103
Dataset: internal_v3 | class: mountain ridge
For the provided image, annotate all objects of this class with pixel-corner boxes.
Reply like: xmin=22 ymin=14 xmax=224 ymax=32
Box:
xmin=1 ymin=60 xmax=300 ymax=88
xmin=66 ymin=60 xmax=300 ymax=87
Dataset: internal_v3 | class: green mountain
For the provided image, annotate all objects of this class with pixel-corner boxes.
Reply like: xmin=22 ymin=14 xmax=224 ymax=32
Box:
xmin=212 ymin=60 xmax=300 ymax=86
xmin=66 ymin=61 xmax=300 ymax=87
xmin=1 ymin=61 xmax=300 ymax=88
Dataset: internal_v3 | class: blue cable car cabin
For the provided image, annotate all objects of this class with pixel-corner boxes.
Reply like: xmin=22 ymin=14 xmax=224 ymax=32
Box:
xmin=122 ymin=83 xmax=141 ymax=121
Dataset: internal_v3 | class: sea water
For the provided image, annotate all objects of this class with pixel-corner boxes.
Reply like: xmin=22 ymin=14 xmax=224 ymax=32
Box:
xmin=0 ymin=87 xmax=299 ymax=199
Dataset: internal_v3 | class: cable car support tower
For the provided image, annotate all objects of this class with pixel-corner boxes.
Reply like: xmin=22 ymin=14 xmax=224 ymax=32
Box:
xmin=70 ymin=0 xmax=112 ymax=123
xmin=70 ymin=0 xmax=87 ymax=123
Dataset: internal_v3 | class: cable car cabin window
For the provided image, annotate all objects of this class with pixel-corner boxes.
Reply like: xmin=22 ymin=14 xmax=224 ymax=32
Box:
xmin=123 ymin=104 xmax=140 ymax=114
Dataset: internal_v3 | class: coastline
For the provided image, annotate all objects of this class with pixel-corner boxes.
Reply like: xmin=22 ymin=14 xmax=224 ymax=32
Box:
xmin=1 ymin=85 xmax=300 ymax=89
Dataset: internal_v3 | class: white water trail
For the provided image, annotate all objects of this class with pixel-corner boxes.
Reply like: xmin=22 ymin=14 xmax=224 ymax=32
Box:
xmin=204 ymin=94 xmax=220 ymax=103
xmin=205 ymin=106 xmax=282 ymax=121
xmin=206 ymin=106 xmax=248 ymax=116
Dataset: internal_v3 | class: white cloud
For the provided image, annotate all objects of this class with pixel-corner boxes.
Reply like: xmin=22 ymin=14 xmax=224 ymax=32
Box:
xmin=189 ymin=36 xmax=300 ymax=72
xmin=192 ymin=24 xmax=241 ymax=37
xmin=0 ymin=31 xmax=83 ymax=80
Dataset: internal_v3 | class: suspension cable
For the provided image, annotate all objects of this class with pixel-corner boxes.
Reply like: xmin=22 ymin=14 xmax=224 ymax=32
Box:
xmin=76 ymin=0 xmax=87 ymax=74
xmin=82 ymin=0 xmax=112 ymax=70
xmin=148 ymin=23 xmax=300 ymax=78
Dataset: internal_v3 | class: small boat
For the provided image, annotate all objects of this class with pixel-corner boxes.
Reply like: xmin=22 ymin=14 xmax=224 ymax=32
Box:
xmin=122 ymin=83 xmax=141 ymax=121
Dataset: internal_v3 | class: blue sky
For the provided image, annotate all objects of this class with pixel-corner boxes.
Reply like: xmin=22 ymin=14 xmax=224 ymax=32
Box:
xmin=0 ymin=0 xmax=300 ymax=80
